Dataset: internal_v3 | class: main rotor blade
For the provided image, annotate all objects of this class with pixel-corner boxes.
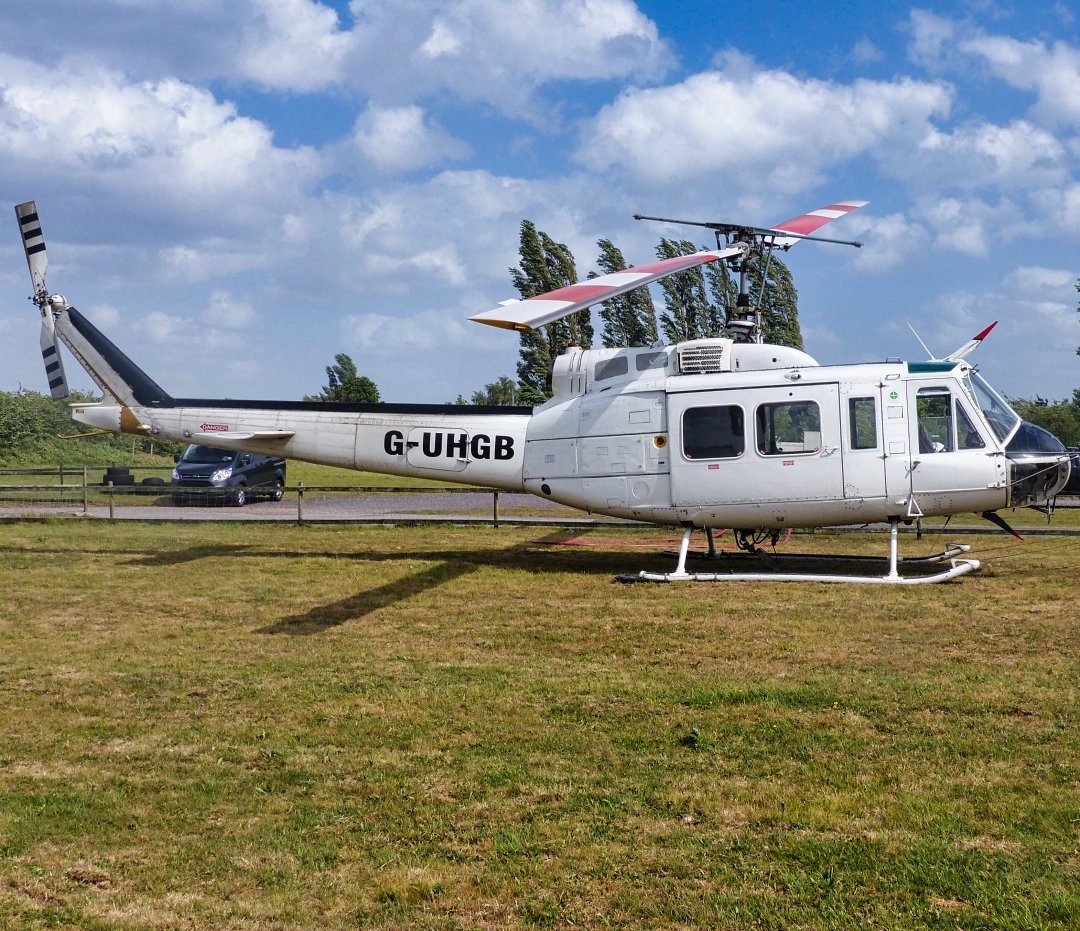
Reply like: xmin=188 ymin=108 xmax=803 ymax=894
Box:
xmin=946 ymin=321 xmax=998 ymax=361
xmin=15 ymin=201 xmax=48 ymax=296
xmin=469 ymin=245 xmax=747 ymax=332
xmin=768 ymin=200 xmax=868 ymax=248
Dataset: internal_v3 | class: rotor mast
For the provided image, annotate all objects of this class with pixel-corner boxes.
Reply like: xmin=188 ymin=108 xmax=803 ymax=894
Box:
xmin=633 ymin=204 xmax=864 ymax=344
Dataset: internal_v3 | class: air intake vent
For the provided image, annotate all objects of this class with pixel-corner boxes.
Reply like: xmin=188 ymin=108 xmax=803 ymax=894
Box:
xmin=677 ymin=338 xmax=733 ymax=375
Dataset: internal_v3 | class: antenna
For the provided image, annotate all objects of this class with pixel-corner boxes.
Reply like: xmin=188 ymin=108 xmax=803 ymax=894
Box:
xmin=907 ymin=322 xmax=937 ymax=361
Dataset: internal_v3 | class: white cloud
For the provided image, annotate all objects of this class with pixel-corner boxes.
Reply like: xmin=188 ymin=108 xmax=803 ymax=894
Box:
xmin=346 ymin=105 xmax=470 ymax=173
xmin=0 ymin=1 xmax=351 ymax=95
xmin=960 ymin=34 xmax=1080 ymax=127
xmin=575 ymin=58 xmax=952 ymax=192
xmin=340 ymin=308 xmax=473 ymax=351
xmin=852 ymin=39 xmax=885 ymax=64
xmin=848 ymin=212 xmax=932 ymax=274
xmin=0 ymin=56 xmax=319 ymax=224
xmin=906 ymin=9 xmax=957 ymax=69
xmin=906 ymin=12 xmax=1080 ymax=129
xmin=236 ymin=0 xmax=352 ymax=92
xmin=891 ymin=120 xmax=1066 ymax=190
xmin=344 ymin=0 xmax=672 ymax=111
xmin=914 ymin=196 xmax=1027 ymax=257
xmin=87 ymin=304 xmax=121 ymax=328
xmin=1031 ymin=182 xmax=1080 ymax=233
xmin=202 ymin=290 xmax=256 ymax=329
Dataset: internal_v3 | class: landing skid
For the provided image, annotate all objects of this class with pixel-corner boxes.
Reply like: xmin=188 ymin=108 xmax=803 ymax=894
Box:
xmin=619 ymin=520 xmax=980 ymax=585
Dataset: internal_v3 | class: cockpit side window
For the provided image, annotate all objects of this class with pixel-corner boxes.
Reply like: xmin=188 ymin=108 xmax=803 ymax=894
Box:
xmin=955 ymin=402 xmax=986 ymax=449
xmin=963 ymin=372 xmax=1020 ymax=443
xmin=916 ymin=388 xmax=954 ymax=453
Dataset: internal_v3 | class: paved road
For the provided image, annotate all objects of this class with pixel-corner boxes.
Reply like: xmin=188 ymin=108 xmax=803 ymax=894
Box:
xmin=3 ymin=490 xmax=630 ymax=526
xmin=4 ymin=489 xmax=1080 ymax=536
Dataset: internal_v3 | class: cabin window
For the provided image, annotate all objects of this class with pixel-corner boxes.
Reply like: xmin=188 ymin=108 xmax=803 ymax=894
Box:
xmin=916 ymin=387 xmax=954 ymax=452
xmin=848 ymin=397 xmax=878 ymax=450
xmin=595 ymin=356 xmax=629 ymax=381
xmin=635 ymin=351 xmax=667 ymax=371
xmin=956 ymin=402 xmax=986 ymax=450
xmin=756 ymin=401 xmax=821 ymax=456
xmin=682 ymin=405 xmax=745 ymax=459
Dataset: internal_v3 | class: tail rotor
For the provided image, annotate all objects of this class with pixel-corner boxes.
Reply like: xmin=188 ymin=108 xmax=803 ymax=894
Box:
xmin=15 ymin=201 xmax=69 ymax=400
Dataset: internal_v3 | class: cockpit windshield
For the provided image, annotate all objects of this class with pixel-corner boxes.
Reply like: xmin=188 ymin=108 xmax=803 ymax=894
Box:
xmin=962 ymin=372 xmax=1019 ymax=443
xmin=180 ymin=445 xmax=236 ymax=464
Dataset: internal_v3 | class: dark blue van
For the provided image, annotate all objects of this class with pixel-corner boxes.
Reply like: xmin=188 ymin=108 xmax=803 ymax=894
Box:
xmin=171 ymin=445 xmax=286 ymax=506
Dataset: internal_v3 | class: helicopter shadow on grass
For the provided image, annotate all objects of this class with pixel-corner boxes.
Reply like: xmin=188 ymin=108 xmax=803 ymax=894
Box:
xmin=256 ymin=535 xmax=650 ymax=635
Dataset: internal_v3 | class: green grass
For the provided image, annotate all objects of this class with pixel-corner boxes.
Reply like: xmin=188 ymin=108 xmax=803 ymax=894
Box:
xmin=0 ymin=521 xmax=1078 ymax=929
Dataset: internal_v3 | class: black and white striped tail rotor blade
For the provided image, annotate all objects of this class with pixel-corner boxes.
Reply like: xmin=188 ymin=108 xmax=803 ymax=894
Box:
xmin=15 ymin=201 xmax=68 ymax=398
xmin=39 ymin=318 xmax=69 ymax=400
xmin=15 ymin=201 xmax=48 ymax=299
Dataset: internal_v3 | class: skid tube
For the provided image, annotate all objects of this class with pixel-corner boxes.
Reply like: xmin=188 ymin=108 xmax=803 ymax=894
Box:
xmin=618 ymin=519 xmax=981 ymax=585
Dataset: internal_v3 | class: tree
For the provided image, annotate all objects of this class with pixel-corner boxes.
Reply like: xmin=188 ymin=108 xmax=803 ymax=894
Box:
xmin=655 ymin=238 xmax=719 ymax=343
xmin=749 ymin=254 xmax=803 ymax=349
xmin=452 ymin=376 xmax=518 ymax=406
xmin=511 ymin=220 xmax=592 ymax=405
xmin=1009 ymin=391 xmax=1080 ymax=447
xmin=305 ymin=353 xmax=380 ymax=403
xmin=594 ymin=239 xmax=658 ymax=348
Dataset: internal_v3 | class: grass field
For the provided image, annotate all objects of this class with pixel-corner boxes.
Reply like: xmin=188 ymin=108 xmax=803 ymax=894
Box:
xmin=0 ymin=520 xmax=1077 ymax=929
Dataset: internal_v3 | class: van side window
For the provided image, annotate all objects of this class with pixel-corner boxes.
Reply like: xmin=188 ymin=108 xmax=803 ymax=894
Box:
xmin=916 ymin=387 xmax=954 ymax=452
xmin=848 ymin=397 xmax=877 ymax=449
xmin=683 ymin=405 xmax=745 ymax=459
xmin=756 ymin=401 xmax=821 ymax=456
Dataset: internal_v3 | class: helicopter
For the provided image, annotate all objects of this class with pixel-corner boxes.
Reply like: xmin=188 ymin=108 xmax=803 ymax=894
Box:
xmin=13 ymin=199 xmax=1072 ymax=584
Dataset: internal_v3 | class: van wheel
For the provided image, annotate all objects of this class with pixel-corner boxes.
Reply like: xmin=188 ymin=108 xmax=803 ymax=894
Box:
xmin=271 ymin=479 xmax=284 ymax=502
xmin=232 ymin=487 xmax=247 ymax=507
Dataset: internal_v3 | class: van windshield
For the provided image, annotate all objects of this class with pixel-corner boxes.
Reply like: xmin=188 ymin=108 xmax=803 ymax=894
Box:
xmin=180 ymin=445 xmax=236 ymax=464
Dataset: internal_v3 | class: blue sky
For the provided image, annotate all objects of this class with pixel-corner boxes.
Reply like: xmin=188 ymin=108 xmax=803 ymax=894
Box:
xmin=0 ymin=0 xmax=1077 ymax=404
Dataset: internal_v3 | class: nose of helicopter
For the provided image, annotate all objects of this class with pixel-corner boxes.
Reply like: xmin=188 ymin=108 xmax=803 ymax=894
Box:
xmin=1005 ymin=420 xmax=1072 ymax=506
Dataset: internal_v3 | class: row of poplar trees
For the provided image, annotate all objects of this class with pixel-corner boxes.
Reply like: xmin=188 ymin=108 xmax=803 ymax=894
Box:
xmin=509 ymin=219 xmax=802 ymax=406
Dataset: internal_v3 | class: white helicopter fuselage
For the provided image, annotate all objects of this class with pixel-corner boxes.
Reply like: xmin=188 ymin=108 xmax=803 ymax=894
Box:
xmin=69 ymin=331 xmax=1050 ymax=530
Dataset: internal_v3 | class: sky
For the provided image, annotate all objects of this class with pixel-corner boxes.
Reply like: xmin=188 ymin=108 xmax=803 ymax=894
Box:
xmin=0 ymin=0 xmax=1078 ymax=405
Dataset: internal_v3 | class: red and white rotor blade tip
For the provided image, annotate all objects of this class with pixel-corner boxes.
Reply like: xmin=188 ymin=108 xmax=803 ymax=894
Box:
xmin=946 ymin=321 xmax=998 ymax=362
xmin=470 ymin=245 xmax=746 ymax=331
xmin=769 ymin=200 xmax=868 ymax=248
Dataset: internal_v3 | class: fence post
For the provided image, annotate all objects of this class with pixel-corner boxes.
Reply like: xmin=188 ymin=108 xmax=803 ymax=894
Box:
xmin=108 ymin=483 xmax=115 ymax=520
xmin=493 ymin=490 xmax=500 ymax=528
xmin=297 ymin=481 xmax=304 ymax=525
xmin=82 ymin=465 xmax=88 ymax=514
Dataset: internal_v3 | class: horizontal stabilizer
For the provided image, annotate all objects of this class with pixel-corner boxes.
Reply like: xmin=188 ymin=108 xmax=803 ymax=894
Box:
xmin=470 ymin=245 xmax=746 ymax=331
xmin=192 ymin=429 xmax=296 ymax=443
